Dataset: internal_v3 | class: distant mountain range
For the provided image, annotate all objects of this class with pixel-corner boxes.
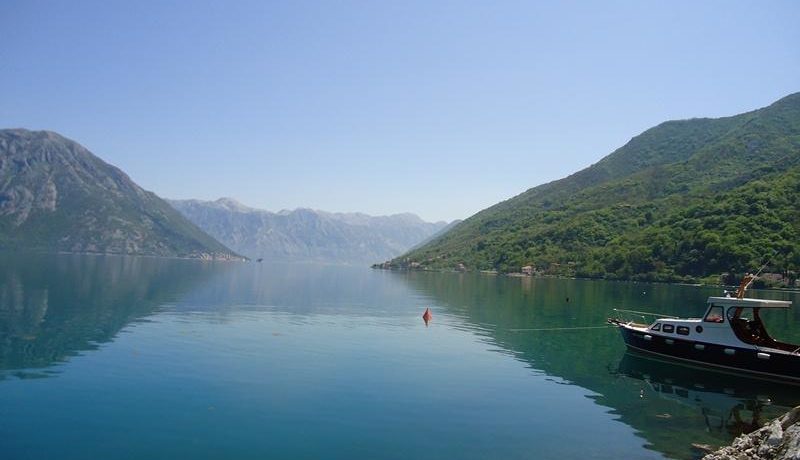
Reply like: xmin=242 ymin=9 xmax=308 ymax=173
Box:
xmin=0 ymin=129 xmax=241 ymax=259
xmin=389 ymin=92 xmax=800 ymax=283
xmin=168 ymin=198 xmax=452 ymax=264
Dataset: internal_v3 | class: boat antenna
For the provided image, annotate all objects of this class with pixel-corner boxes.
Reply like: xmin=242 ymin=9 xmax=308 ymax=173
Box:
xmin=735 ymin=252 xmax=776 ymax=299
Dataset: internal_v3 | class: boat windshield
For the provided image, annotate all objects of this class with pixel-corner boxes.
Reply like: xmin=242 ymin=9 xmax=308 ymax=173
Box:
xmin=727 ymin=307 xmax=769 ymax=345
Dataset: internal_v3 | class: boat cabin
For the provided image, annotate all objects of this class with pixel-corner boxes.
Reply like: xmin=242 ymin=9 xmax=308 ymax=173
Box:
xmin=647 ymin=296 xmax=794 ymax=351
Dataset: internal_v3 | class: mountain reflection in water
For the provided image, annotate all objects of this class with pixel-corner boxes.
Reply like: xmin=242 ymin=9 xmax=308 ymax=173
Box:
xmin=1 ymin=258 xmax=798 ymax=460
xmin=0 ymin=253 xmax=223 ymax=377
xmin=397 ymin=270 xmax=800 ymax=460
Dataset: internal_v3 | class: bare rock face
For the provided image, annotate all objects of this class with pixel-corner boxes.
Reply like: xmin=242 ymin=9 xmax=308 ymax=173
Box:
xmin=37 ymin=176 xmax=57 ymax=212
xmin=0 ymin=185 xmax=35 ymax=225
xmin=0 ymin=129 xmax=242 ymax=260
xmin=703 ymin=406 xmax=800 ymax=460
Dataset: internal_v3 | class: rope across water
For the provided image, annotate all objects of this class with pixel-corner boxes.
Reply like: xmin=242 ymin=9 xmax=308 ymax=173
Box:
xmin=508 ymin=325 xmax=615 ymax=332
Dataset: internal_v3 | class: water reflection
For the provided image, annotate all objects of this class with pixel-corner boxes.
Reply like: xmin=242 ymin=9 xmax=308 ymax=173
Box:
xmin=0 ymin=257 xmax=427 ymax=380
xmin=398 ymin=270 xmax=800 ymax=459
xmin=2 ymin=255 xmax=799 ymax=460
xmin=0 ymin=253 xmax=225 ymax=376
xmin=617 ymin=351 xmax=797 ymax=440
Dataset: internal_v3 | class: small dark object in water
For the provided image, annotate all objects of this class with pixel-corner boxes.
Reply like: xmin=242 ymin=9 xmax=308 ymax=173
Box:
xmin=565 ymin=297 xmax=570 ymax=303
xmin=256 ymin=258 xmax=263 ymax=263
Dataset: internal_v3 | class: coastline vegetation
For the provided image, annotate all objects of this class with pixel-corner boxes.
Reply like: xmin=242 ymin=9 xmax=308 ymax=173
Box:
xmin=384 ymin=93 xmax=800 ymax=286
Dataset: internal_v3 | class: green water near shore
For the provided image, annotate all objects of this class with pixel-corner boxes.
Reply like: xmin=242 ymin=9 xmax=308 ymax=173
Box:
xmin=1 ymin=254 xmax=798 ymax=459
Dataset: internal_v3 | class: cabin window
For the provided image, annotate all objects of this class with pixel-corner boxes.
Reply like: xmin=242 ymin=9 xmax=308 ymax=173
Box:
xmin=677 ymin=326 xmax=690 ymax=336
xmin=650 ymin=323 xmax=661 ymax=331
xmin=704 ymin=306 xmax=724 ymax=323
xmin=662 ymin=324 xmax=675 ymax=333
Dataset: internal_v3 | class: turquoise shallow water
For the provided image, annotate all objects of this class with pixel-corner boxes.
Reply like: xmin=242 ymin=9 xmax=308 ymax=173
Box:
xmin=1 ymin=254 xmax=799 ymax=459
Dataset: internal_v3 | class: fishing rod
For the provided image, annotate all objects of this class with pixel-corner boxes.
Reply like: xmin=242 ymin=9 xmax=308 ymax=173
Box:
xmin=612 ymin=308 xmax=678 ymax=319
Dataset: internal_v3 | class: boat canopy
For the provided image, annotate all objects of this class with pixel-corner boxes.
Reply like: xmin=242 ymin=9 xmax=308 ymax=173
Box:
xmin=707 ymin=296 xmax=791 ymax=309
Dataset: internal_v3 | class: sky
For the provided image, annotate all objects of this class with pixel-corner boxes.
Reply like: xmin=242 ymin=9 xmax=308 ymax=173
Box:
xmin=1 ymin=1 xmax=798 ymax=222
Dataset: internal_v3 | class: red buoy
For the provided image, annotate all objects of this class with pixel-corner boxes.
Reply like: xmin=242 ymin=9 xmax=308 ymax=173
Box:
xmin=422 ymin=307 xmax=432 ymax=325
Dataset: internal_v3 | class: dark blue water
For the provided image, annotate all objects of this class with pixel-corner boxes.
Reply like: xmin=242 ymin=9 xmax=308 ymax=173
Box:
xmin=1 ymin=254 xmax=799 ymax=459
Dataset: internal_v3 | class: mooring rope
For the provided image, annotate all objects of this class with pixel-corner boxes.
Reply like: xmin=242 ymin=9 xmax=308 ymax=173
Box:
xmin=507 ymin=325 xmax=615 ymax=332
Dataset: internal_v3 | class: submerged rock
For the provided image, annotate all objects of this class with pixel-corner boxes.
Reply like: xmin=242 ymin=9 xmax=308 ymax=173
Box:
xmin=703 ymin=406 xmax=800 ymax=460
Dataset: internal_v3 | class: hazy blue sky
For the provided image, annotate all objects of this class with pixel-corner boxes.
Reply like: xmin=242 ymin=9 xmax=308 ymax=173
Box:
xmin=1 ymin=1 xmax=798 ymax=222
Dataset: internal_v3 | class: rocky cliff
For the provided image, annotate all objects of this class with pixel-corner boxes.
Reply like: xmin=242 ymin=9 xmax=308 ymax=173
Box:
xmin=0 ymin=129 xmax=241 ymax=259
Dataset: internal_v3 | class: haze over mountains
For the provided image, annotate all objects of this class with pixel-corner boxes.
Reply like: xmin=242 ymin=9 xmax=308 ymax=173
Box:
xmin=390 ymin=92 xmax=800 ymax=283
xmin=169 ymin=198 xmax=451 ymax=264
xmin=0 ymin=129 xmax=241 ymax=260
xmin=0 ymin=129 xmax=449 ymax=264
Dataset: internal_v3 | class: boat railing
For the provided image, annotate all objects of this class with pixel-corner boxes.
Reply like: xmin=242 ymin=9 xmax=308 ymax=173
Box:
xmin=611 ymin=308 xmax=678 ymax=326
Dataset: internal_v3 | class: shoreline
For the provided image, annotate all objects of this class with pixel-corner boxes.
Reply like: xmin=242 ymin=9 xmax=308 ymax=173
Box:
xmin=371 ymin=265 xmax=800 ymax=292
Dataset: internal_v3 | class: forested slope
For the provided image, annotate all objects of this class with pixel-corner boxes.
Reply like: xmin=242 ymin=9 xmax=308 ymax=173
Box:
xmin=389 ymin=93 xmax=800 ymax=282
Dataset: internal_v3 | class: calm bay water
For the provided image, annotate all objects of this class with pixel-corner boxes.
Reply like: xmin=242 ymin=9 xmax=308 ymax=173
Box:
xmin=1 ymin=254 xmax=799 ymax=459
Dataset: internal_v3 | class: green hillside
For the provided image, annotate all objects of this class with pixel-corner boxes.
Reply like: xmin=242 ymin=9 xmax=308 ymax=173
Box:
xmin=387 ymin=92 xmax=800 ymax=283
xmin=0 ymin=129 xmax=242 ymax=260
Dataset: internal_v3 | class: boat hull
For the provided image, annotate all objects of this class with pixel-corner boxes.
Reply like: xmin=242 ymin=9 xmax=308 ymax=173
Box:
xmin=615 ymin=323 xmax=800 ymax=384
